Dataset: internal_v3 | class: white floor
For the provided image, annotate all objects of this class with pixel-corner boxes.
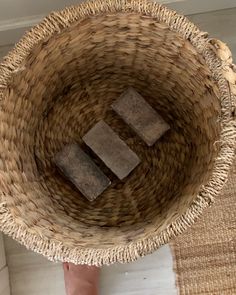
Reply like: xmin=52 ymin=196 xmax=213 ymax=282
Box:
xmin=1 ymin=6 xmax=236 ymax=295
xmin=4 ymin=236 xmax=176 ymax=295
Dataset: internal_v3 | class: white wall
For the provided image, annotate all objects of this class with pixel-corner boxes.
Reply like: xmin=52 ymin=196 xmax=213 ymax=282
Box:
xmin=168 ymin=0 xmax=236 ymax=14
xmin=0 ymin=0 xmax=182 ymax=21
xmin=0 ymin=0 xmax=82 ymax=21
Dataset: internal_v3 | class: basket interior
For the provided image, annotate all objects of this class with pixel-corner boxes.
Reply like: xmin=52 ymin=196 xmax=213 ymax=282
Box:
xmin=2 ymin=13 xmax=221 ymax=248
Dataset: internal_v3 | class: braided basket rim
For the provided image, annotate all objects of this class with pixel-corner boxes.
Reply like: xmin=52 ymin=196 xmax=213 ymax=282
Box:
xmin=0 ymin=0 xmax=235 ymax=266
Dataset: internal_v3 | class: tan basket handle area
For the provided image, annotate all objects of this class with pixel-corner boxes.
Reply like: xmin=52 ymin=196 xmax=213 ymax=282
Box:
xmin=208 ymin=39 xmax=236 ymax=117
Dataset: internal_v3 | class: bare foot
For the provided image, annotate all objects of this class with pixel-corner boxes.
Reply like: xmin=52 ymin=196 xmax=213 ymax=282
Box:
xmin=63 ymin=263 xmax=100 ymax=295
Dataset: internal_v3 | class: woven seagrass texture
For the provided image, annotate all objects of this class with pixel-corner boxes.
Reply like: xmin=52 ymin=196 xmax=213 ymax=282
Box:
xmin=171 ymin=157 xmax=236 ymax=295
xmin=0 ymin=0 xmax=235 ymax=265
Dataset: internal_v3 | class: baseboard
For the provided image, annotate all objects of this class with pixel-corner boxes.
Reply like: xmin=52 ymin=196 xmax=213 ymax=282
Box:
xmin=0 ymin=267 xmax=10 ymax=295
xmin=0 ymin=0 xmax=236 ymax=46
xmin=167 ymin=0 xmax=236 ymax=15
xmin=0 ymin=14 xmax=44 ymax=46
xmin=0 ymin=234 xmax=6 ymax=271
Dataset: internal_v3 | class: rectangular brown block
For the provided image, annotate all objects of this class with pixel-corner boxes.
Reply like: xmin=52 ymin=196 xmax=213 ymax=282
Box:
xmin=54 ymin=143 xmax=111 ymax=202
xmin=83 ymin=120 xmax=140 ymax=180
xmin=112 ymin=87 xmax=170 ymax=146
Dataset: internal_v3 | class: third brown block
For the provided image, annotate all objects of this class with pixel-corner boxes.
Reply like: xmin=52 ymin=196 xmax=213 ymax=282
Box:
xmin=112 ymin=87 xmax=170 ymax=146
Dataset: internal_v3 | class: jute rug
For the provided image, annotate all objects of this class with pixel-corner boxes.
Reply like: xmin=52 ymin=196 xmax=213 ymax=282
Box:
xmin=171 ymin=156 xmax=236 ymax=295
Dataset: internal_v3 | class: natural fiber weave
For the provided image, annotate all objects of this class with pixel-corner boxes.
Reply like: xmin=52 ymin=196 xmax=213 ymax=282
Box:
xmin=0 ymin=0 xmax=235 ymax=266
xmin=171 ymin=156 xmax=236 ymax=295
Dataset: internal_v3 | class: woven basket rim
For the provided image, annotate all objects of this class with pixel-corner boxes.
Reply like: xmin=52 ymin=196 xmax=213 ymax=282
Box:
xmin=0 ymin=0 xmax=235 ymax=266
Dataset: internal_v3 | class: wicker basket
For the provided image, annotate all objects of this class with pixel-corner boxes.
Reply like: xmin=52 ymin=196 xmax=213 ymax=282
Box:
xmin=0 ymin=0 xmax=235 ymax=266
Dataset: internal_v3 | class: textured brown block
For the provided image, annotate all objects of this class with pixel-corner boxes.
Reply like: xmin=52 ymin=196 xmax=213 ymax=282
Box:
xmin=83 ymin=120 xmax=140 ymax=180
xmin=54 ymin=143 xmax=111 ymax=202
xmin=112 ymin=87 xmax=170 ymax=146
